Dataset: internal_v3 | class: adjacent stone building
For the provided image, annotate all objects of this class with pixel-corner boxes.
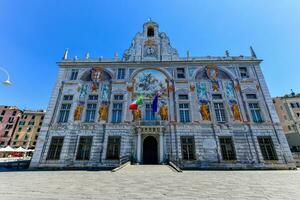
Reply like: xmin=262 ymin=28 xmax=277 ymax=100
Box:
xmin=273 ymin=91 xmax=300 ymax=152
xmin=10 ymin=110 xmax=45 ymax=149
xmin=30 ymin=20 xmax=295 ymax=169
xmin=0 ymin=106 xmax=22 ymax=147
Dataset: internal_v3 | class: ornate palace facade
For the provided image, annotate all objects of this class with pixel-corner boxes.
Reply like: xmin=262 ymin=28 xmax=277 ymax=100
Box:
xmin=30 ymin=20 xmax=295 ymax=169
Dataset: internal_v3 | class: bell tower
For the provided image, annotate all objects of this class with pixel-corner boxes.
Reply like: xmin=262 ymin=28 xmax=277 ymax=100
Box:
xmin=122 ymin=19 xmax=179 ymax=61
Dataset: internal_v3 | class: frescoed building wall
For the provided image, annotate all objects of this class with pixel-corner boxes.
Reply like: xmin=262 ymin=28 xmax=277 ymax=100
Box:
xmin=30 ymin=20 xmax=295 ymax=169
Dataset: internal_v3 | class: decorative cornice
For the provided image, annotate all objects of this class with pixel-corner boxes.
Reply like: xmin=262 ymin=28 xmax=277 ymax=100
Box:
xmin=57 ymin=59 xmax=262 ymax=68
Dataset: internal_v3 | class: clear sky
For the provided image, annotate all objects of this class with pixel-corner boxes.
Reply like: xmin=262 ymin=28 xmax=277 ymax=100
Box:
xmin=0 ymin=0 xmax=299 ymax=110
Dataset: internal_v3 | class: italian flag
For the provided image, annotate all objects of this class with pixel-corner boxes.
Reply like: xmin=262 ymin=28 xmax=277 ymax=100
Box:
xmin=129 ymin=96 xmax=143 ymax=110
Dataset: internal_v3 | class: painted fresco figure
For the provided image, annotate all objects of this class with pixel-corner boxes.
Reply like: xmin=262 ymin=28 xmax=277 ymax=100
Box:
xmin=74 ymin=105 xmax=84 ymax=121
xmin=91 ymin=82 xmax=98 ymax=92
xmin=200 ymin=103 xmax=210 ymax=121
xmin=225 ymin=81 xmax=235 ymax=99
xmin=133 ymin=108 xmax=141 ymax=121
xmin=231 ymin=102 xmax=241 ymax=121
xmin=79 ymin=84 xmax=88 ymax=102
xmin=212 ymin=81 xmax=219 ymax=92
xmin=98 ymin=104 xmax=108 ymax=121
xmin=101 ymin=84 xmax=110 ymax=101
xmin=196 ymin=82 xmax=207 ymax=99
xmin=159 ymin=105 xmax=168 ymax=120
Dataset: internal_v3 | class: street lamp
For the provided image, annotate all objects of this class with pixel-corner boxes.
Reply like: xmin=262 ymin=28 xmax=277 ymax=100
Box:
xmin=0 ymin=67 xmax=12 ymax=86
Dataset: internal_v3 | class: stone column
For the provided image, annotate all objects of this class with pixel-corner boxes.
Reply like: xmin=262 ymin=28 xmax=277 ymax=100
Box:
xmin=160 ymin=132 xmax=164 ymax=163
xmin=137 ymin=129 xmax=141 ymax=163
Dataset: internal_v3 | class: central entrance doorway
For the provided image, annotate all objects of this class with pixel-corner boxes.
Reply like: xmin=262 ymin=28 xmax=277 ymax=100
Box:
xmin=143 ymin=136 xmax=158 ymax=164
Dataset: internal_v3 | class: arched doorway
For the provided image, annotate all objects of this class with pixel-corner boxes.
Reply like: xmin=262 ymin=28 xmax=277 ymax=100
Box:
xmin=143 ymin=136 xmax=158 ymax=164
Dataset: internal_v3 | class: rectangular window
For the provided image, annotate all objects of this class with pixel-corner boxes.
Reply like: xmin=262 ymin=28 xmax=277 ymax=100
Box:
xmin=179 ymin=103 xmax=190 ymax=123
xmin=246 ymin=94 xmax=257 ymax=99
xmin=31 ymin=115 xmax=35 ymax=120
xmin=70 ymin=69 xmax=79 ymax=80
xmin=18 ymin=127 xmax=22 ymax=132
xmin=113 ymin=95 xmax=124 ymax=100
xmin=28 ymin=121 xmax=35 ymax=126
xmin=212 ymin=94 xmax=222 ymax=100
xmin=12 ymin=111 xmax=17 ymax=116
xmin=117 ymin=68 xmax=125 ymax=79
xmin=85 ymin=103 xmax=97 ymax=122
xmin=178 ymin=94 xmax=189 ymax=100
xmin=106 ymin=136 xmax=121 ymax=160
xmin=19 ymin=121 xmax=25 ymax=126
xmin=239 ymin=67 xmax=249 ymax=78
xmin=257 ymin=136 xmax=278 ymax=160
xmin=63 ymin=95 xmax=73 ymax=101
xmin=290 ymin=102 xmax=300 ymax=108
xmin=46 ymin=136 xmax=64 ymax=160
xmin=181 ymin=136 xmax=195 ymax=160
xmin=0 ymin=116 xmax=2 ymax=122
xmin=27 ymin=127 xmax=32 ymax=132
xmin=4 ymin=131 xmax=9 ymax=137
xmin=176 ymin=68 xmax=185 ymax=79
xmin=112 ymin=103 xmax=122 ymax=123
xmin=1 ymin=110 xmax=6 ymax=115
xmin=5 ymin=124 xmax=13 ymax=129
xmin=76 ymin=136 xmax=93 ymax=160
xmin=219 ymin=137 xmax=236 ymax=160
xmin=249 ymin=103 xmax=263 ymax=123
xmin=214 ymin=103 xmax=226 ymax=122
xmin=8 ymin=117 xmax=14 ymax=123
xmin=145 ymin=104 xmax=155 ymax=120
xmin=15 ymin=134 xmax=19 ymax=139
xmin=88 ymin=95 xmax=98 ymax=101
xmin=58 ymin=104 xmax=71 ymax=123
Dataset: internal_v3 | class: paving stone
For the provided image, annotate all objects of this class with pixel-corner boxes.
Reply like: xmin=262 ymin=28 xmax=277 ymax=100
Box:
xmin=0 ymin=166 xmax=299 ymax=200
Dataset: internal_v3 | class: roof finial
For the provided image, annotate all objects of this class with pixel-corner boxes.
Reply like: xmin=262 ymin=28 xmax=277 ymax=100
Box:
xmin=250 ymin=46 xmax=257 ymax=58
xmin=148 ymin=17 xmax=152 ymax=22
xmin=225 ymin=50 xmax=230 ymax=57
xmin=85 ymin=52 xmax=90 ymax=59
xmin=291 ymin=89 xmax=295 ymax=96
xmin=114 ymin=52 xmax=119 ymax=61
xmin=62 ymin=48 xmax=69 ymax=60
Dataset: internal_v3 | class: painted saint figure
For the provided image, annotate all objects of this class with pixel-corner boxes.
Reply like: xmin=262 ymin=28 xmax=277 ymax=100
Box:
xmin=133 ymin=108 xmax=141 ymax=121
xmin=200 ymin=103 xmax=210 ymax=121
xmin=159 ymin=105 xmax=168 ymax=120
xmin=98 ymin=104 xmax=108 ymax=121
xmin=74 ymin=105 xmax=84 ymax=121
xmin=231 ymin=103 xmax=241 ymax=121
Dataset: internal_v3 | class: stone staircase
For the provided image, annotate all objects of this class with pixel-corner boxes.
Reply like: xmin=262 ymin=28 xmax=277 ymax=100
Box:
xmin=115 ymin=164 xmax=175 ymax=173
xmin=292 ymin=153 xmax=300 ymax=167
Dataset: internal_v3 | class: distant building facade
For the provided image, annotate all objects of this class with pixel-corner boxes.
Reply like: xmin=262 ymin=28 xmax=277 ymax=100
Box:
xmin=10 ymin=110 xmax=45 ymax=149
xmin=31 ymin=20 xmax=295 ymax=169
xmin=0 ymin=106 xmax=22 ymax=147
xmin=273 ymin=92 xmax=300 ymax=152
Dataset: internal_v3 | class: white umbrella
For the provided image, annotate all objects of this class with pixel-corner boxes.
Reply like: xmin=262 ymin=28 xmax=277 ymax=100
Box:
xmin=14 ymin=147 xmax=34 ymax=152
xmin=0 ymin=146 xmax=15 ymax=152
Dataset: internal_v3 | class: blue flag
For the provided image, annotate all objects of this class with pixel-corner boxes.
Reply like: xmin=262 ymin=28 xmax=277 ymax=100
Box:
xmin=152 ymin=94 xmax=158 ymax=112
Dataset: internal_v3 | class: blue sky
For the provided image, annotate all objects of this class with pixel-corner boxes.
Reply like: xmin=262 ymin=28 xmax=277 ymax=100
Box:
xmin=0 ymin=0 xmax=299 ymax=109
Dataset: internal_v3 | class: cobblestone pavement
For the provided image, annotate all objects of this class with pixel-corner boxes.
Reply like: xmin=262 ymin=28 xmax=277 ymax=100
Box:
xmin=0 ymin=165 xmax=300 ymax=200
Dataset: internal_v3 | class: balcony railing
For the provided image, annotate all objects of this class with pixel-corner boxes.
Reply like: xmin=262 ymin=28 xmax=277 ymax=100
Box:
xmin=136 ymin=120 xmax=165 ymax=126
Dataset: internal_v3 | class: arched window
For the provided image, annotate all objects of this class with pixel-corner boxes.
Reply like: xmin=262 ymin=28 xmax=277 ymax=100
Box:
xmin=147 ymin=27 xmax=154 ymax=37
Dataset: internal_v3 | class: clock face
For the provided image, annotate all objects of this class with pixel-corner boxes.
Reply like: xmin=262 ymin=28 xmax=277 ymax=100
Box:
xmin=144 ymin=46 xmax=156 ymax=56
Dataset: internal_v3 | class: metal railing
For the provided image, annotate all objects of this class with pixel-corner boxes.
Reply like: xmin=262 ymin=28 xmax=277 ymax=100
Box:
xmin=119 ymin=155 xmax=131 ymax=165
